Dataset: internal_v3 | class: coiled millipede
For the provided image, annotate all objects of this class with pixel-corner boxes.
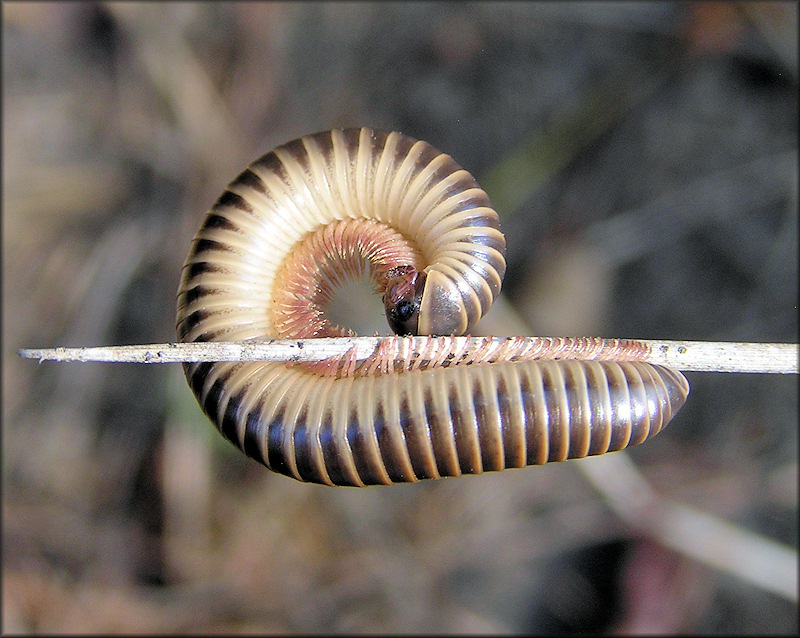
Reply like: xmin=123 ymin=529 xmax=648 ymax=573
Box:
xmin=175 ymin=127 xmax=689 ymax=487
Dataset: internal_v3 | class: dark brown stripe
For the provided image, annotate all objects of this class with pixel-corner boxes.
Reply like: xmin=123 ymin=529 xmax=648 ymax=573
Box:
xmin=373 ymin=401 xmax=411 ymax=483
xmin=457 ymin=230 xmax=505 ymax=253
xmin=321 ymin=407 xmax=360 ymax=486
xmin=265 ymin=404 xmax=290 ymax=476
xmin=605 ymin=366 xmax=632 ymax=452
xmin=424 ymin=384 xmax=458 ymax=477
xmin=250 ymin=152 xmax=289 ymax=184
xmin=176 ymin=310 xmax=209 ymax=339
xmin=425 ymin=156 xmax=466 ymax=190
xmin=449 ymin=383 xmax=477 ymax=475
xmin=308 ymin=129 xmax=337 ymax=156
xmin=187 ymin=362 xmax=214 ymax=397
xmin=279 ymin=137 xmax=311 ymax=172
xmin=234 ymin=168 xmax=268 ymax=194
xmin=542 ymin=367 xmax=565 ymax=462
xmin=292 ymin=405 xmax=325 ymax=484
xmin=586 ymin=365 xmax=610 ymax=457
xmin=242 ymin=403 xmax=267 ymax=465
xmin=441 ymin=208 xmax=502 ymax=229
xmin=400 ymin=392 xmax=434 ymax=480
xmin=496 ymin=374 xmax=522 ymax=468
xmin=564 ymin=365 xmax=588 ymax=459
xmin=473 ymin=374 xmax=501 ymax=472
xmin=214 ymin=190 xmax=254 ymax=214
xmin=191 ymin=237 xmax=234 ymax=256
xmin=432 ymin=173 xmax=483 ymax=207
xmin=341 ymin=127 xmax=367 ymax=149
xmin=583 ymin=366 xmax=608 ymax=456
xmin=193 ymin=327 xmax=235 ymax=342
xmin=204 ymin=213 xmax=239 ymax=232
xmin=521 ymin=370 xmax=546 ymax=464
xmin=184 ymin=284 xmax=220 ymax=305
xmin=443 ymin=192 xmax=495 ymax=218
xmin=411 ymin=143 xmax=444 ymax=177
xmin=220 ymin=388 xmax=246 ymax=449
xmin=347 ymin=403 xmax=385 ymax=485
xmin=186 ymin=260 xmax=230 ymax=278
xmin=201 ymin=367 xmax=239 ymax=445
xmin=625 ymin=365 xmax=648 ymax=448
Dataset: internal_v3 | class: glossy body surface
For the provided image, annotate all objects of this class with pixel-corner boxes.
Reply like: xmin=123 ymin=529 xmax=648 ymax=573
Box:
xmin=176 ymin=128 xmax=688 ymax=485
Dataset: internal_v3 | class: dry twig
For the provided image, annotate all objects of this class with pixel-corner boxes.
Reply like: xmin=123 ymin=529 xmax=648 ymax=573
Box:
xmin=18 ymin=337 xmax=798 ymax=374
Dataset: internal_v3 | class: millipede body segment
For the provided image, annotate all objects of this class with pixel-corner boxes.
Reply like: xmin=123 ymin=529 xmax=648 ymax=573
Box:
xmin=176 ymin=127 xmax=689 ymax=486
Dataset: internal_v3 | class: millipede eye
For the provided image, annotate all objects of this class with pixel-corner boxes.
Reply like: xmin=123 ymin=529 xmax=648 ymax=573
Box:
xmin=383 ymin=267 xmax=425 ymax=335
xmin=395 ymin=300 xmax=415 ymax=322
xmin=386 ymin=295 xmax=421 ymax=336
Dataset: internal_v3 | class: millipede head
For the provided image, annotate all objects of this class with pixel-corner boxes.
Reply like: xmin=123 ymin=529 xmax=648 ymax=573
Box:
xmin=383 ymin=265 xmax=426 ymax=335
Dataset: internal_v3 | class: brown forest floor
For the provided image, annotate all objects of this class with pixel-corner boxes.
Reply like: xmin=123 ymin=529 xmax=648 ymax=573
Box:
xmin=3 ymin=2 xmax=798 ymax=634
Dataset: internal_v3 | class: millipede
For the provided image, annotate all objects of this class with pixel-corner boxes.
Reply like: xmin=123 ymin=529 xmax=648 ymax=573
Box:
xmin=175 ymin=127 xmax=689 ymax=486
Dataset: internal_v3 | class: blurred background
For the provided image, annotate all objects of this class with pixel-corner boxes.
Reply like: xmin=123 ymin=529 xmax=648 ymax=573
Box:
xmin=3 ymin=2 xmax=797 ymax=633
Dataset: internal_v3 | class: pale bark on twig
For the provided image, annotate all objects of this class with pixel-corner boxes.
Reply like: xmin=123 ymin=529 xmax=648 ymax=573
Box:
xmin=18 ymin=337 xmax=799 ymax=374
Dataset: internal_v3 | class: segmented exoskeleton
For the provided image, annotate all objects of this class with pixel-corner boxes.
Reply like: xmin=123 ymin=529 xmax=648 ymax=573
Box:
xmin=176 ymin=128 xmax=688 ymax=486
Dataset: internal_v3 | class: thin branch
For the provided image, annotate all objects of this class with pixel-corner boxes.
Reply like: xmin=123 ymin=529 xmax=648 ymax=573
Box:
xmin=579 ymin=452 xmax=798 ymax=603
xmin=18 ymin=337 xmax=799 ymax=374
